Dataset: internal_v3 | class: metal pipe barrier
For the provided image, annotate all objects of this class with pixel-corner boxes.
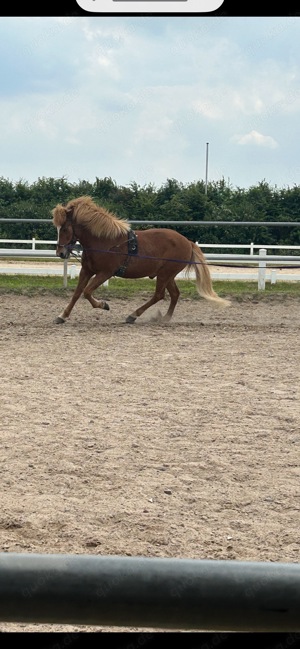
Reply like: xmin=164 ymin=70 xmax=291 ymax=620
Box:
xmin=0 ymin=553 xmax=299 ymax=631
xmin=0 ymin=219 xmax=300 ymax=226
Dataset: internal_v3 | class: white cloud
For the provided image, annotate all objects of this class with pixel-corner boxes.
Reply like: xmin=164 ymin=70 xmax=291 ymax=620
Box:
xmin=233 ymin=130 xmax=278 ymax=149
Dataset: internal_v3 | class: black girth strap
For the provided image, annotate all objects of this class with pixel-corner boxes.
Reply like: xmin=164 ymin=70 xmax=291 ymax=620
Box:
xmin=114 ymin=230 xmax=138 ymax=278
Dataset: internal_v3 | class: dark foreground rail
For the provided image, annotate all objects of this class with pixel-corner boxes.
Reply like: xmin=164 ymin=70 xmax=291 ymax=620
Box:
xmin=0 ymin=553 xmax=300 ymax=631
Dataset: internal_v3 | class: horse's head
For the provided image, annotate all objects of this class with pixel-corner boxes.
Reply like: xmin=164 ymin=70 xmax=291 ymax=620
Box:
xmin=52 ymin=204 xmax=76 ymax=259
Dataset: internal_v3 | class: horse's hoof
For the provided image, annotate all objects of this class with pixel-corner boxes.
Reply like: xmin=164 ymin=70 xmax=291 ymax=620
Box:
xmin=126 ymin=315 xmax=136 ymax=324
xmin=54 ymin=316 xmax=65 ymax=324
xmin=103 ymin=302 xmax=110 ymax=311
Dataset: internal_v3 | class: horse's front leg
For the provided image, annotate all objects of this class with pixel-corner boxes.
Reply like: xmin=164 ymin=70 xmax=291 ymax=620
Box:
xmin=83 ymin=272 xmax=112 ymax=311
xmin=54 ymin=266 xmax=92 ymax=324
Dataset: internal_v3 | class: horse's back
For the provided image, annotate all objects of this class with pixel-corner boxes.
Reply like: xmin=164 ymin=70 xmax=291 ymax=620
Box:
xmin=137 ymin=227 xmax=192 ymax=255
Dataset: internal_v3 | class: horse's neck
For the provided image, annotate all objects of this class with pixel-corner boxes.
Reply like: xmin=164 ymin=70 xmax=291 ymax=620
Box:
xmin=73 ymin=225 xmax=111 ymax=249
xmin=74 ymin=226 xmax=97 ymax=246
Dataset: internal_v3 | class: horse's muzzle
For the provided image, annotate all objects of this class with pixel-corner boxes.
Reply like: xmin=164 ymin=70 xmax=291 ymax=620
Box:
xmin=56 ymin=247 xmax=70 ymax=260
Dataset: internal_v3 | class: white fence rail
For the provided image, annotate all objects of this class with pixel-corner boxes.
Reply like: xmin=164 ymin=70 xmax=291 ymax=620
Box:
xmin=0 ymin=240 xmax=300 ymax=289
xmin=1 ymin=238 xmax=300 ymax=254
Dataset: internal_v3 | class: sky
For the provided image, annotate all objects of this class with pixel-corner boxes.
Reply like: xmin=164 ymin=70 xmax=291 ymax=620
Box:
xmin=0 ymin=15 xmax=300 ymax=191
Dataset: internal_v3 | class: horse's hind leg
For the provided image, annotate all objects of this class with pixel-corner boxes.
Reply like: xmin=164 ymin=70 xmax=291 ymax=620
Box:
xmin=126 ymin=276 xmax=167 ymax=324
xmin=161 ymin=278 xmax=180 ymax=323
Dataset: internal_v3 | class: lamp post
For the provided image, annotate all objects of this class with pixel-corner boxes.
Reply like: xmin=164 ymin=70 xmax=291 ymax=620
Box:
xmin=205 ymin=142 xmax=209 ymax=195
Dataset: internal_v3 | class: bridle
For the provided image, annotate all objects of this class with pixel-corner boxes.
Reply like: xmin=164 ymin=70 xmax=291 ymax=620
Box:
xmin=58 ymin=222 xmax=80 ymax=259
xmin=66 ymin=229 xmax=79 ymax=253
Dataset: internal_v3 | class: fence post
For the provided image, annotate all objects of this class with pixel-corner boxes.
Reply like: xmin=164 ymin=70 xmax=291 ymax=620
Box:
xmin=258 ymin=248 xmax=266 ymax=290
xmin=70 ymin=265 xmax=77 ymax=280
xmin=250 ymin=242 xmax=254 ymax=256
xmin=63 ymin=260 xmax=68 ymax=288
xmin=32 ymin=237 xmax=36 ymax=251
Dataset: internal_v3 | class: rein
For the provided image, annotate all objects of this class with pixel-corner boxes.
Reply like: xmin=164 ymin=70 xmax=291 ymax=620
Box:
xmin=60 ymin=229 xmax=300 ymax=270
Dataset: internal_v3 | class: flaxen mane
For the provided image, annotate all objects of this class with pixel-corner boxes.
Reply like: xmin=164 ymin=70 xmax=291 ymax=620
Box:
xmin=52 ymin=196 xmax=130 ymax=239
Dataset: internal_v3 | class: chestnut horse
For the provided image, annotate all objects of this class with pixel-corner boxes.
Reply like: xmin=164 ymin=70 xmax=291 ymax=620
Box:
xmin=52 ymin=195 xmax=230 ymax=325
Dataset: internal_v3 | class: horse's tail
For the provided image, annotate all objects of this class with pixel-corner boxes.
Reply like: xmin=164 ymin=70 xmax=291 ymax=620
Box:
xmin=187 ymin=242 xmax=231 ymax=307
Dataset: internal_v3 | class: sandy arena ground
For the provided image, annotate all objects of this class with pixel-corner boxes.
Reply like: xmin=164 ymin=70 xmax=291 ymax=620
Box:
xmin=0 ymin=286 xmax=299 ymax=633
